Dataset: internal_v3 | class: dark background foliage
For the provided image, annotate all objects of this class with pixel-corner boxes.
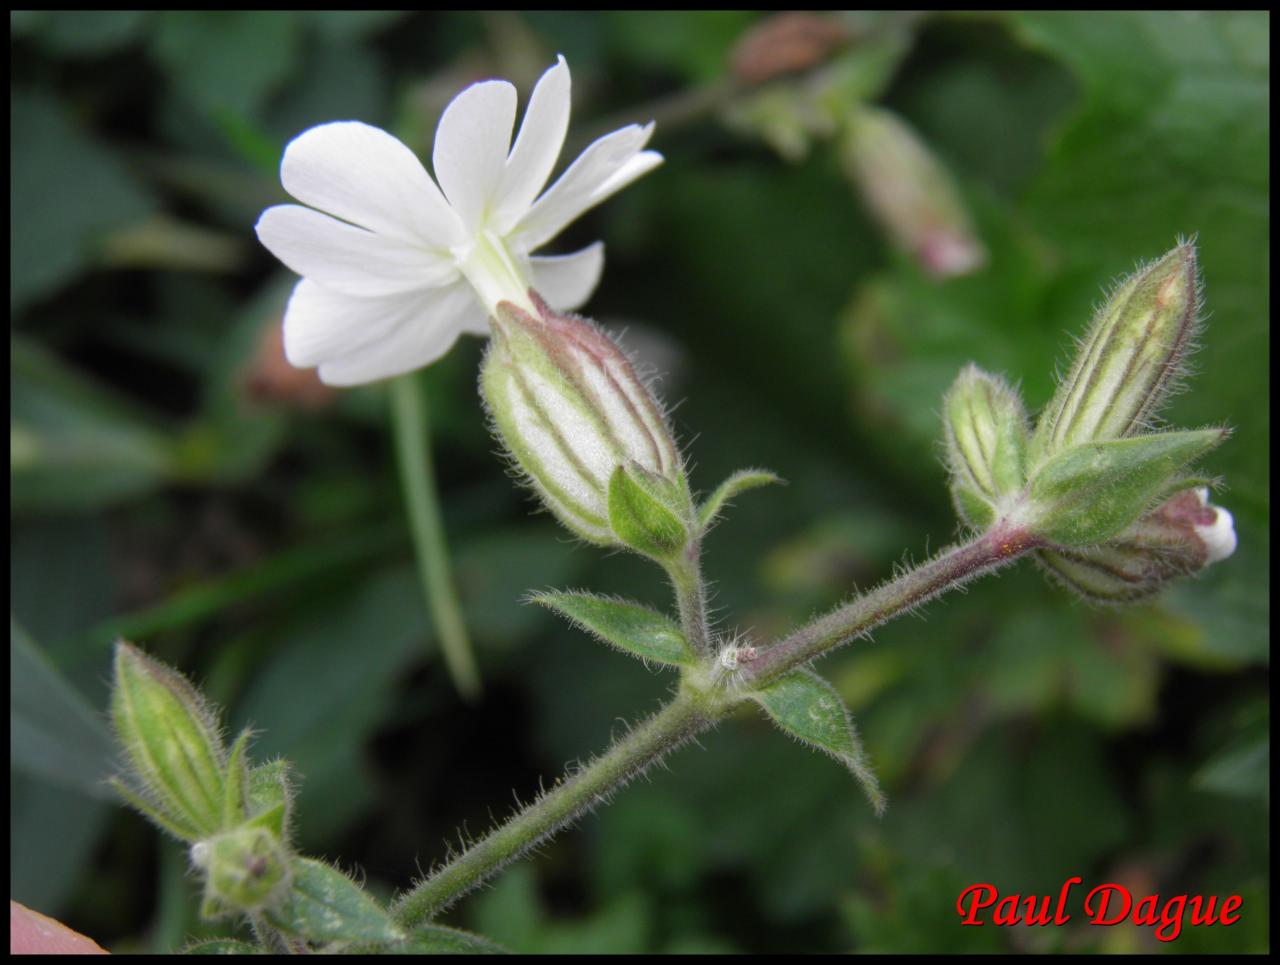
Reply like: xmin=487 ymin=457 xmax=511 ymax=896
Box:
xmin=10 ymin=11 xmax=1269 ymax=953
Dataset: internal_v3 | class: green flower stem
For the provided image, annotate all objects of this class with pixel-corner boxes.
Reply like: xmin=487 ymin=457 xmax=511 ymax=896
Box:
xmin=393 ymin=686 xmax=722 ymax=927
xmin=394 ymin=525 xmax=1038 ymax=926
xmin=737 ymin=523 xmax=1041 ymax=688
xmin=665 ymin=544 xmax=713 ymax=658
xmin=390 ymin=373 xmax=481 ymax=701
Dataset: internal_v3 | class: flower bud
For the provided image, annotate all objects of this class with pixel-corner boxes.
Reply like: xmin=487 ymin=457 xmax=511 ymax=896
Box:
xmin=1032 ymin=243 xmax=1200 ymax=465
xmin=942 ymin=364 xmax=1029 ymax=530
xmin=192 ymin=825 xmax=291 ymax=916
xmin=1038 ymin=487 xmax=1237 ymax=603
xmin=481 ymin=293 xmax=689 ymax=548
xmin=111 ymin=642 xmax=226 ymax=841
xmin=840 ymin=105 xmax=986 ymax=279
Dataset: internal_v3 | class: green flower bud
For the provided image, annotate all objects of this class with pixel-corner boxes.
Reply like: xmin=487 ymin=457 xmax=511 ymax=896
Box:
xmin=840 ymin=105 xmax=986 ymax=279
xmin=481 ymin=293 xmax=690 ymax=548
xmin=111 ymin=642 xmax=226 ymax=841
xmin=1038 ymin=486 xmax=1237 ymax=603
xmin=192 ymin=825 xmax=291 ymax=915
xmin=942 ymin=363 xmax=1029 ymax=530
xmin=1031 ymin=243 xmax=1200 ymax=466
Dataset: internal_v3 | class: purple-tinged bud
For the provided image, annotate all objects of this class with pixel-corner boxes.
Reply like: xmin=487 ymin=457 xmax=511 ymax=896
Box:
xmin=480 ymin=293 xmax=689 ymax=549
xmin=840 ymin=105 xmax=986 ymax=279
xmin=1032 ymin=243 xmax=1200 ymax=466
xmin=1038 ymin=487 xmax=1237 ymax=603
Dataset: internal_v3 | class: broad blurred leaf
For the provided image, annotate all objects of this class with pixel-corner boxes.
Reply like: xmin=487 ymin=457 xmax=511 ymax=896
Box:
xmin=10 ymin=618 xmax=115 ymax=798
xmin=151 ymin=12 xmax=301 ymax=123
xmin=10 ymin=774 xmax=111 ymax=914
xmin=10 ymin=90 xmax=154 ymax=311
xmin=11 ymin=337 xmax=176 ymax=513
xmin=233 ymin=566 xmax=426 ymax=845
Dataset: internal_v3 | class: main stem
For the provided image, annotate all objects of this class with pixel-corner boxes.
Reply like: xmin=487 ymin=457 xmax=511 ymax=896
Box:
xmin=393 ymin=687 xmax=720 ymax=927
xmin=394 ymin=525 xmax=1036 ymax=926
xmin=737 ymin=523 xmax=1039 ymax=687
xmin=390 ymin=373 xmax=482 ymax=700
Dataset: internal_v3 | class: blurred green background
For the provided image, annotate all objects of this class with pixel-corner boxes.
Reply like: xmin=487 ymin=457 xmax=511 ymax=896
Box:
xmin=10 ymin=10 xmax=1269 ymax=954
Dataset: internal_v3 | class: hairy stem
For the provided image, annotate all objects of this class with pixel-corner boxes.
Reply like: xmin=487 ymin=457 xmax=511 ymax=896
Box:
xmin=395 ymin=524 xmax=1038 ymax=924
xmin=393 ymin=687 xmax=720 ymax=927
xmin=665 ymin=543 xmax=714 ymax=658
xmin=737 ymin=523 xmax=1040 ymax=688
xmin=390 ymin=373 xmax=482 ymax=701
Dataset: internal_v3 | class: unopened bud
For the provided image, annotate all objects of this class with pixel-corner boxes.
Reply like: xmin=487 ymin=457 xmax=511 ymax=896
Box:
xmin=1038 ymin=487 xmax=1237 ymax=603
xmin=840 ymin=105 xmax=986 ymax=279
xmin=111 ymin=642 xmax=226 ymax=841
xmin=1032 ymin=243 xmax=1200 ymax=466
xmin=943 ymin=364 xmax=1029 ymax=530
xmin=481 ymin=293 xmax=689 ymax=549
xmin=192 ymin=825 xmax=290 ymax=915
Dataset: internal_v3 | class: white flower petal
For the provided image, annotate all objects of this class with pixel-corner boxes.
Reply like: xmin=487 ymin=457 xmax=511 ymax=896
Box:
xmin=256 ymin=205 xmax=457 ymax=297
xmin=282 ymin=279 xmax=426 ymax=368
xmin=529 ymin=242 xmax=604 ymax=310
xmin=314 ymin=282 xmax=479 ymax=386
xmin=281 ymin=121 xmax=465 ymax=250
xmin=432 ymin=80 xmax=516 ymax=232
xmin=491 ymin=55 xmax=571 ymax=236
xmin=513 ymin=124 xmax=662 ymax=251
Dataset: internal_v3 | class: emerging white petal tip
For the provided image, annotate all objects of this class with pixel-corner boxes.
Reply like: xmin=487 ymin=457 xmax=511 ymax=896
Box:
xmin=1193 ymin=488 xmax=1238 ymax=565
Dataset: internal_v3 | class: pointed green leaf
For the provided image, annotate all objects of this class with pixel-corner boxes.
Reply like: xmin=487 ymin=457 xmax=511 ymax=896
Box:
xmin=1028 ymin=428 xmax=1227 ymax=546
xmin=222 ymin=729 xmax=252 ymax=827
xmin=383 ymin=924 xmax=510 ymax=955
xmin=244 ymin=759 xmax=292 ymax=839
xmin=531 ymin=592 xmax=695 ymax=668
xmin=265 ymin=857 xmax=406 ymax=944
xmin=697 ymin=468 xmax=783 ymax=532
xmin=749 ymin=668 xmax=885 ymax=814
xmin=608 ymin=464 xmax=688 ymax=559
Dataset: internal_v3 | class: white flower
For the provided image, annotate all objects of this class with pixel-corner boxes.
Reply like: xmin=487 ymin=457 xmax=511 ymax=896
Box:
xmin=255 ymin=56 xmax=662 ymax=386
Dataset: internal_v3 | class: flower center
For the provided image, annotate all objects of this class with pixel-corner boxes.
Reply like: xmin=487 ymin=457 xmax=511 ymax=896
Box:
xmin=453 ymin=230 xmax=536 ymax=318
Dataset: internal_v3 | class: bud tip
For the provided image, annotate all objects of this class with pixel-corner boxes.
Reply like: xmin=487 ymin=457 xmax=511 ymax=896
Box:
xmin=1193 ymin=487 xmax=1237 ymax=564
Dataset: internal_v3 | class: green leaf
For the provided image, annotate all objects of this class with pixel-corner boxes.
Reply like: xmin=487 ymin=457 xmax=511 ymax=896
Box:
xmin=607 ymin=464 xmax=689 ymax=559
xmin=10 ymin=90 xmax=155 ymax=312
xmin=531 ymin=592 xmax=695 ymax=668
xmin=183 ymin=938 xmax=262 ymax=954
xmin=244 ymin=760 xmax=292 ymax=839
xmin=10 ymin=617 xmax=115 ymax=798
xmin=383 ymin=924 xmax=510 ymax=955
xmin=151 ymin=12 xmax=301 ymax=123
xmin=1027 ymin=429 xmax=1227 ymax=545
xmin=697 ymin=468 xmax=783 ymax=532
xmin=749 ymin=668 xmax=885 ymax=814
xmin=265 ymin=857 xmax=406 ymax=945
